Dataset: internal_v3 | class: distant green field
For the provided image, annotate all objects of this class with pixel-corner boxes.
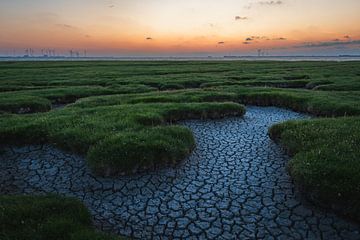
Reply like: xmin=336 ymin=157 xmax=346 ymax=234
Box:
xmin=0 ymin=61 xmax=359 ymax=233
xmin=1 ymin=61 xmax=359 ymax=115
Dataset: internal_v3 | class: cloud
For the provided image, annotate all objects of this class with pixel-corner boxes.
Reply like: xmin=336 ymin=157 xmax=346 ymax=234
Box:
xmin=235 ymin=16 xmax=248 ymax=21
xmin=55 ymin=24 xmax=77 ymax=30
xmin=258 ymin=1 xmax=283 ymax=6
xmin=344 ymin=35 xmax=351 ymax=39
xmin=105 ymin=0 xmax=115 ymax=8
xmin=272 ymin=37 xmax=287 ymax=41
xmin=146 ymin=37 xmax=153 ymax=40
xmin=245 ymin=36 xmax=268 ymax=42
xmin=245 ymin=36 xmax=287 ymax=42
xmin=242 ymin=36 xmax=286 ymax=44
xmin=298 ymin=40 xmax=360 ymax=48
xmin=245 ymin=1 xmax=284 ymax=9
xmin=102 ymin=0 xmax=117 ymax=8
xmin=217 ymin=41 xmax=225 ymax=45
xmin=244 ymin=4 xmax=252 ymax=9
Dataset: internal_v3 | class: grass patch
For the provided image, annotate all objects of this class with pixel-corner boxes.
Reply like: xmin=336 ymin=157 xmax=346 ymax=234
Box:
xmin=72 ymin=86 xmax=360 ymax=117
xmin=269 ymin=117 xmax=360 ymax=221
xmin=0 ymin=85 xmax=156 ymax=113
xmin=219 ymin=86 xmax=360 ymax=116
xmin=0 ymin=195 xmax=124 ymax=240
xmin=0 ymin=94 xmax=51 ymax=114
xmin=159 ymin=83 xmax=185 ymax=90
xmin=283 ymin=74 xmax=310 ymax=80
xmin=71 ymin=89 xmax=238 ymax=109
xmin=0 ymin=102 xmax=245 ymax=176
xmin=88 ymin=126 xmax=195 ymax=175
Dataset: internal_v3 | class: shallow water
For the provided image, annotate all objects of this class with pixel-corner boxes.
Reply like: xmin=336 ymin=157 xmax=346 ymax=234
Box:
xmin=1 ymin=106 xmax=359 ymax=239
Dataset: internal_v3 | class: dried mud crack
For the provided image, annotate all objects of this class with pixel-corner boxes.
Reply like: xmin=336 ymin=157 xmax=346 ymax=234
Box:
xmin=1 ymin=106 xmax=359 ymax=239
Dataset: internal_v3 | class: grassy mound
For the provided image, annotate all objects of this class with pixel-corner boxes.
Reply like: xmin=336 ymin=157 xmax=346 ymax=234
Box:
xmin=88 ymin=126 xmax=195 ymax=175
xmin=269 ymin=117 xmax=360 ymax=221
xmin=0 ymin=195 xmax=123 ymax=240
xmin=223 ymin=87 xmax=360 ymax=116
xmin=0 ymin=94 xmax=51 ymax=113
xmin=72 ymin=86 xmax=360 ymax=118
xmin=71 ymin=90 xmax=238 ymax=109
xmin=0 ymin=102 xmax=245 ymax=176
xmin=0 ymin=85 xmax=156 ymax=113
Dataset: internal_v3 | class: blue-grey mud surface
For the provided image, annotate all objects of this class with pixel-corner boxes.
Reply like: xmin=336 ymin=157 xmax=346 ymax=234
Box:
xmin=1 ymin=106 xmax=359 ymax=239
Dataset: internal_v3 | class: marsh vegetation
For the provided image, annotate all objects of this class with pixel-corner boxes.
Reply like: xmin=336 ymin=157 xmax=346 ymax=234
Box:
xmin=0 ymin=61 xmax=359 ymax=238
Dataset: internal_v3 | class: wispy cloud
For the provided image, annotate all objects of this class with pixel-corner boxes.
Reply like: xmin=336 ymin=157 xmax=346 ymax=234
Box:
xmin=245 ymin=1 xmax=284 ymax=9
xmin=243 ymin=35 xmax=287 ymax=44
xmin=55 ymin=24 xmax=77 ymax=30
xmin=105 ymin=0 xmax=116 ymax=8
xmin=217 ymin=41 xmax=225 ymax=45
xmin=245 ymin=36 xmax=269 ymax=41
xmin=258 ymin=1 xmax=283 ymax=6
xmin=297 ymin=39 xmax=360 ymax=48
xmin=272 ymin=37 xmax=287 ymax=41
xmin=243 ymin=36 xmax=265 ymax=44
xmin=235 ymin=16 xmax=248 ymax=21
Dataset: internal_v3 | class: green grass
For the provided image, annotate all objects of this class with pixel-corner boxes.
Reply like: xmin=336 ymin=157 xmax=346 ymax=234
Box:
xmin=0 ymin=195 xmax=124 ymax=240
xmin=0 ymin=94 xmax=51 ymax=113
xmin=269 ymin=117 xmax=360 ymax=221
xmin=0 ymin=85 xmax=156 ymax=113
xmin=72 ymin=87 xmax=360 ymax=117
xmin=1 ymin=61 xmax=359 ymax=113
xmin=224 ymin=87 xmax=360 ymax=116
xmin=0 ymin=102 xmax=245 ymax=175
xmin=0 ymin=60 xmax=360 ymax=222
xmin=88 ymin=126 xmax=195 ymax=175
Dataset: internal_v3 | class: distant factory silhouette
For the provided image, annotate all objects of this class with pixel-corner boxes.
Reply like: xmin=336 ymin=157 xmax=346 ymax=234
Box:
xmin=21 ymin=48 xmax=88 ymax=58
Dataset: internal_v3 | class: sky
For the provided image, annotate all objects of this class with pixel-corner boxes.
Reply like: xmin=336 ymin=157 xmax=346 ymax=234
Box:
xmin=0 ymin=0 xmax=360 ymax=57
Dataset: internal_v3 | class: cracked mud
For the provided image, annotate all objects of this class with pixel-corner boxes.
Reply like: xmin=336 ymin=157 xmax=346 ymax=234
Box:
xmin=1 ymin=106 xmax=359 ymax=239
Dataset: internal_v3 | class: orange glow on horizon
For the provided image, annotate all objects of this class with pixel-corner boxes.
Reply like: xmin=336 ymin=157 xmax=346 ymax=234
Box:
xmin=1 ymin=0 xmax=360 ymax=56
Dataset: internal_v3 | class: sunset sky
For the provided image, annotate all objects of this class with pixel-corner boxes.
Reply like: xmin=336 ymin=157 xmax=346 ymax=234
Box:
xmin=1 ymin=0 xmax=360 ymax=56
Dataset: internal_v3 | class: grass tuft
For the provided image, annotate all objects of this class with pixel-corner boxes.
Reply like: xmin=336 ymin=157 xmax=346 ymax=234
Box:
xmin=0 ymin=195 xmax=123 ymax=240
xmin=269 ymin=117 xmax=360 ymax=221
xmin=88 ymin=126 xmax=195 ymax=176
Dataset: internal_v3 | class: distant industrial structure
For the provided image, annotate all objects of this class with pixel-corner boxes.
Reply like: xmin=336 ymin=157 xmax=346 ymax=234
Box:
xmin=41 ymin=49 xmax=56 ymax=57
xmin=19 ymin=48 xmax=88 ymax=58
xmin=257 ymin=49 xmax=269 ymax=57
xmin=24 ymin=48 xmax=34 ymax=57
xmin=69 ymin=49 xmax=87 ymax=58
